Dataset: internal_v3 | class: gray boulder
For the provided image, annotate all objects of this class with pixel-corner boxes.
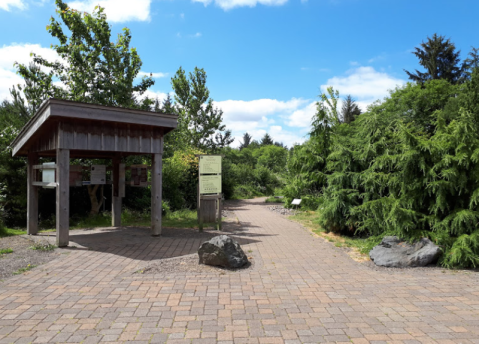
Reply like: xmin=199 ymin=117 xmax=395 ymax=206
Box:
xmin=369 ymin=236 xmax=441 ymax=267
xmin=198 ymin=235 xmax=248 ymax=268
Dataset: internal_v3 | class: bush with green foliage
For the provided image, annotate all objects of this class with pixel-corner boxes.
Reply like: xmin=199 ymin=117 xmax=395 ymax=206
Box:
xmin=291 ymin=70 xmax=479 ymax=268
xmin=220 ymin=146 xmax=284 ymax=199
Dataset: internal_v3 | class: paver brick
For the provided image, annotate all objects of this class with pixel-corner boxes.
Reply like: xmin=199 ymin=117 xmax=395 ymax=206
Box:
xmin=0 ymin=198 xmax=478 ymax=344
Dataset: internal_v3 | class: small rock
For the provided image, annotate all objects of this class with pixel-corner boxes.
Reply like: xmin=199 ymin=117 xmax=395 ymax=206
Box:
xmin=369 ymin=236 xmax=442 ymax=267
xmin=198 ymin=235 xmax=248 ymax=268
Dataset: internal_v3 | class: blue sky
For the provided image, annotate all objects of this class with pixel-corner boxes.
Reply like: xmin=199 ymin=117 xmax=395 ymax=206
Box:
xmin=1 ymin=0 xmax=478 ymax=147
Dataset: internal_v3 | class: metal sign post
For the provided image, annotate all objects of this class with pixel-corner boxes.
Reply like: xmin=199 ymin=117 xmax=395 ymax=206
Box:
xmin=197 ymin=155 xmax=223 ymax=231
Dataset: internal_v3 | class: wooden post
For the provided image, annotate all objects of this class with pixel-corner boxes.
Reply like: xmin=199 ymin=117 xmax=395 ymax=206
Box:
xmin=216 ymin=196 xmax=222 ymax=231
xmin=112 ymin=156 xmax=122 ymax=227
xmin=198 ymin=184 xmax=203 ymax=232
xmin=151 ymin=144 xmax=163 ymax=236
xmin=56 ymin=148 xmax=70 ymax=247
xmin=27 ymin=152 xmax=38 ymax=235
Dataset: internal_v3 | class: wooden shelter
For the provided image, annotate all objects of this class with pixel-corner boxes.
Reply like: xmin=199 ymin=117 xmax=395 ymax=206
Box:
xmin=11 ymin=98 xmax=177 ymax=247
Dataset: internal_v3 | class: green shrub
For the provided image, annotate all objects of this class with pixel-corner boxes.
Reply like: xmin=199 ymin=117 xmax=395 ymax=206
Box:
xmin=285 ymin=71 xmax=479 ymax=268
xmin=163 ymin=147 xmax=203 ymax=210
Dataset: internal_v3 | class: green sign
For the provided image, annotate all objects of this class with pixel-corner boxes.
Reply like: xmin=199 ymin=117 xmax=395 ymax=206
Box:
xmin=199 ymin=156 xmax=222 ymax=174
xmin=200 ymin=175 xmax=222 ymax=194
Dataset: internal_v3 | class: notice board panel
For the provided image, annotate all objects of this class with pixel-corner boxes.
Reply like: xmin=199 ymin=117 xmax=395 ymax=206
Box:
xmin=199 ymin=174 xmax=222 ymax=194
xmin=199 ymin=156 xmax=222 ymax=174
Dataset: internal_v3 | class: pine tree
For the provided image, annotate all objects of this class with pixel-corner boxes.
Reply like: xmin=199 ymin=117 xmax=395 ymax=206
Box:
xmin=404 ymin=33 xmax=467 ymax=84
xmin=239 ymin=132 xmax=252 ymax=150
xmin=260 ymin=133 xmax=274 ymax=146
xmin=341 ymin=95 xmax=361 ymax=124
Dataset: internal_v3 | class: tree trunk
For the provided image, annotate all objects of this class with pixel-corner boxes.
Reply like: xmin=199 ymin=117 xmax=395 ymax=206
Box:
xmin=87 ymin=184 xmax=104 ymax=216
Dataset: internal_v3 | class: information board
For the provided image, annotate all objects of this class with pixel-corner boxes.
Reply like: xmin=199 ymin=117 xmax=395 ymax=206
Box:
xmin=199 ymin=156 xmax=222 ymax=174
xmin=42 ymin=162 xmax=55 ymax=188
xmin=199 ymin=175 xmax=222 ymax=194
xmin=69 ymin=165 xmax=83 ymax=186
xmin=91 ymin=165 xmax=106 ymax=184
xmin=131 ymin=164 xmax=148 ymax=187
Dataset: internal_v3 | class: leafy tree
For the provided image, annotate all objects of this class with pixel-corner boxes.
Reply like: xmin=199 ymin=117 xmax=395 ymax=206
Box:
xmin=341 ymin=95 xmax=361 ymax=124
xmin=404 ymin=34 xmax=466 ymax=84
xmin=15 ymin=0 xmax=154 ymax=110
xmin=239 ymin=132 xmax=252 ymax=150
xmin=14 ymin=0 xmax=155 ymax=215
xmin=0 ymin=100 xmax=28 ymax=226
xmin=254 ymin=145 xmax=287 ymax=173
xmin=260 ymin=133 xmax=274 ymax=146
xmin=170 ymin=67 xmax=231 ymax=151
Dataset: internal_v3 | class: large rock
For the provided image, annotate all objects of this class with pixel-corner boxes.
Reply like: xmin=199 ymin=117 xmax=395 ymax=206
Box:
xmin=198 ymin=235 xmax=248 ymax=268
xmin=369 ymin=236 xmax=441 ymax=267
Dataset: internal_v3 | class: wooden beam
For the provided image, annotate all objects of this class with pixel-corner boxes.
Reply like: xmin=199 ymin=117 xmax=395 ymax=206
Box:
xmin=112 ymin=156 xmax=122 ymax=227
xmin=151 ymin=152 xmax=163 ymax=236
xmin=32 ymin=182 xmax=57 ymax=187
xmin=33 ymin=164 xmax=57 ymax=169
xmin=56 ymin=148 xmax=70 ymax=247
xmin=27 ymin=153 xmax=39 ymax=235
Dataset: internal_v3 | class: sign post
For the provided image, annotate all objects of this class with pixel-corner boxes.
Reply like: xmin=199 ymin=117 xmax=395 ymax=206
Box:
xmin=197 ymin=155 xmax=222 ymax=231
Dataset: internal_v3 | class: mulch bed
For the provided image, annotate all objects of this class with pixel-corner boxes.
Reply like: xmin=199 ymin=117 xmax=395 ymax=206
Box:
xmin=0 ymin=235 xmax=62 ymax=281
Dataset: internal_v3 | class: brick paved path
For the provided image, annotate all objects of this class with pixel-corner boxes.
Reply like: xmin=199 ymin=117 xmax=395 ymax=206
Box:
xmin=1 ymin=198 xmax=479 ymax=344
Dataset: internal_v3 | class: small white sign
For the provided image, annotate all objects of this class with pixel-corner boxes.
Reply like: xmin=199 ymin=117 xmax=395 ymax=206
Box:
xmin=292 ymin=199 xmax=302 ymax=205
xmin=42 ymin=162 xmax=55 ymax=189
xmin=91 ymin=165 xmax=106 ymax=184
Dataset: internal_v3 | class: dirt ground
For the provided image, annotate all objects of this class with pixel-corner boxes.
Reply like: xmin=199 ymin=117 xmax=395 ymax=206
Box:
xmin=0 ymin=235 xmax=63 ymax=281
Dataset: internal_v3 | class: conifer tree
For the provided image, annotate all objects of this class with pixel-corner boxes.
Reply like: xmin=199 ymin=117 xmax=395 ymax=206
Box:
xmin=260 ymin=133 xmax=274 ymax=146
xmin=404 ymin=34 xmax=466 ymax=84
xmin=341 ymin=95 xmax=361 ymax=124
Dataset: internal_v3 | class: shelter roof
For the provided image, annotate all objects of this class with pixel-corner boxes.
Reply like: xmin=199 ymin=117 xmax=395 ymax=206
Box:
xmin=11 ymin=98 xmax=178 ymax=157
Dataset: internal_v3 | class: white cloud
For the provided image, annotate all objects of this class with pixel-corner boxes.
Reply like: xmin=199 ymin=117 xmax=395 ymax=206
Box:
xmin=137 ymin=71 xmax=168 ymax=79
xmin=214 ymin=97 xmax=310 ymax=148
xmin=192 ymin=0 xmax=288 ymax=10
xmin=321 ymin=66 xmax=406 ymax=109
xmin=68 ymin=0 xmax=152 ymax=22
xmin=0 ymin=0 xmax=26 ymax=11
xmin=287 ymin=101 xmax=316 ymax=128
xmin=216 ymin=98 xmax=307 ymax=122
xmin=0 ymin=43 xmax=60 ymax=101
xmin=140 ymin=90 xmax=170 ymax=102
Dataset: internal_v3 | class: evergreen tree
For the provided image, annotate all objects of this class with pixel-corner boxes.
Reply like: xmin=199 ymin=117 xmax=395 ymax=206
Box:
xmin=465 ymin=47 xmax=479 ymax=77
xmin=239 ymin=132 xmax=252 ymax=150
xmin=214 ymin=130 xmax=234 ymax=151
xmin=341 ymin=95 xmax=361 ymax=124
xmin=260 ymin=133 xmax=274 ymax=146
xmin=161 ymin=94 xmax=175 ymax=114
xmin=404 ymin=34 xmax=467 ymax=84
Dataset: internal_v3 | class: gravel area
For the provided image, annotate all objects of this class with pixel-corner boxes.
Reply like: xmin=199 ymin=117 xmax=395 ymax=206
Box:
xmin=268 ymin=205 xmax=298 ymax=216
xmin=0 ymin=235 xmax=62 ymax=281
xmin=136 ymin=251 xmax=256 ymax=276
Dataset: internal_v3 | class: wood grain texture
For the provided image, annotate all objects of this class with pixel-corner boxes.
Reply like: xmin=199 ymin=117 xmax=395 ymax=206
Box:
xmin=27 ymin=153 xmax=39 ymax=235
xmin=151 ymin=153 xmax=163 ymax=236
xmin=56 ymin=148 xmax=70 ymax=247
xmin=112 ymin=156 xmax=122 ymax=227
xmin=12 ymin=99 xmax=177 ymax=157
